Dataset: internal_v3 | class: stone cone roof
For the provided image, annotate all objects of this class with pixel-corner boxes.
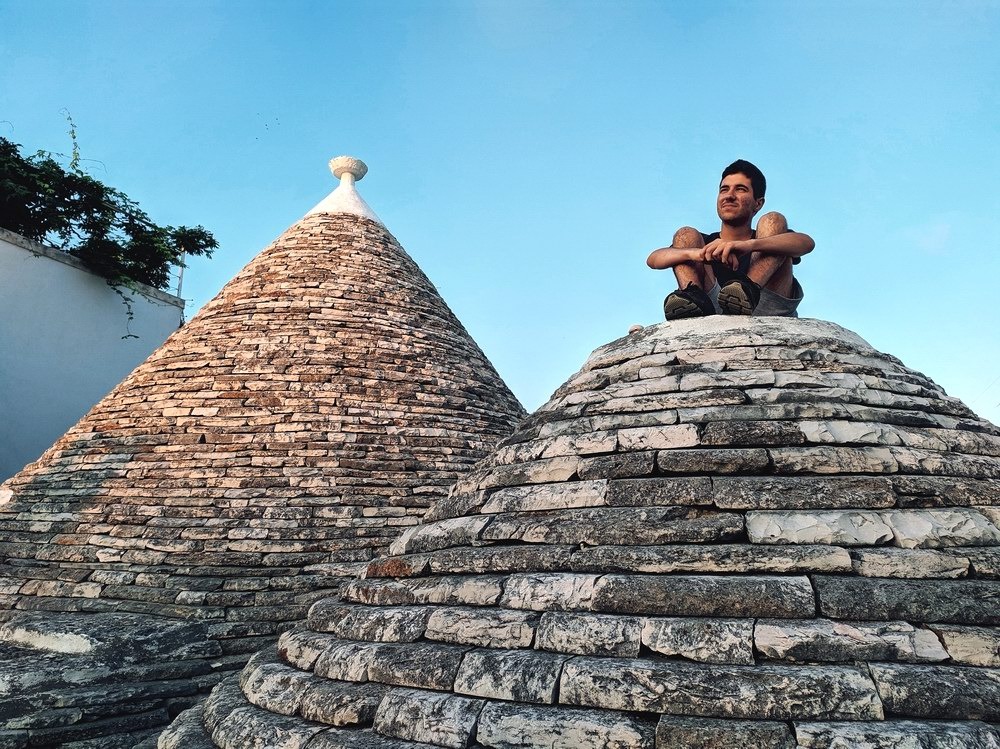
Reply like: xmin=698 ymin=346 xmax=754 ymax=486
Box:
xmin=0 ymin=178 xmax=525 ymax=636
xmin=161 ymin=317 xmax=1000 ymax=748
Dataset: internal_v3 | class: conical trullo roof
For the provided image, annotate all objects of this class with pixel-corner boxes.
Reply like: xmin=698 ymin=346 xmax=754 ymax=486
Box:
xmin=0 ymin=156 xmax=525 ymax=635
xmin=163 ymin=316 xmax=1000 ymax=748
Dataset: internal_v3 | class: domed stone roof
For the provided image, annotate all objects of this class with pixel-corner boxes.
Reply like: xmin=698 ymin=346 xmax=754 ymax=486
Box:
xmin=0 ymin=158 xmax=524 ymax=634
xmin=160 ymin=316 xmax=1000 ymax=748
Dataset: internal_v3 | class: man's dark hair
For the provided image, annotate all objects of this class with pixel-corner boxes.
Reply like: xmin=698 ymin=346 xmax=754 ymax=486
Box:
xmin=721 ymin=159 xmax=766 ymax=199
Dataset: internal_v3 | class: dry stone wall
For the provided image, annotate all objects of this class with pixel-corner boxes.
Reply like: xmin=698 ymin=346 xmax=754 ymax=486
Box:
xmin=161 ymin=316 xmax=1000 ymax=748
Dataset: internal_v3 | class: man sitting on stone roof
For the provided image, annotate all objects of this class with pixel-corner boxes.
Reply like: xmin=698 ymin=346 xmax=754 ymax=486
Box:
xmin=647 ymin=159 xmax=814 ymax=319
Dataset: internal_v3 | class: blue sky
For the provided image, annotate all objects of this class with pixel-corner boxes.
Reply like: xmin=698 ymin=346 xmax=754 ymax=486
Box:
xmin=2 ymin=0 xmax=999 ymax=422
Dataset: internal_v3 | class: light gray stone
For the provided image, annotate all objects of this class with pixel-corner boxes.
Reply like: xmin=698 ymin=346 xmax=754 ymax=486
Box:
xmin=641 ymin=617 xmax=754 ymax=664
xmin=500 ymin=573 xmax=599 ymax=611
xmin=794 ymin=720 xmax=1000 ymax=749
xmin=481 ymin=481 xmax=608 ymax=513
xmin=241 ymin=652 xmax=315 ymax=716
xmin=298 ymin=680 xmax=388 ymax=727
xmin=754 ymin=619 xmax=947 ymax=663
xmin=559 ymin=657 xmax=882 ymax=720
xmin=850 ymin=548 xmax=970 ymax=579
xmin=313 ymin=640 xmax=380 ymax=682
xmin=341 ymin=576 xmax=504 ymax=607
xmin=482 ymin=506 xmax=744 ymax=546
xmin=616 ymin=424 xmax=700 ymax=450
xmin=714 ymin=476 xmax=896 ymax=511
xmin=571 ymin=543 xmax=852 ymax=574
xmin=591 ymin=575 xmax=815 ymax=618
xmin=870 ymin=663 xmax=1000 ymax=721
xmin=578 ymin=451 xmax=656 ymax=480
xmin=425 ymin=607 xmax=539 ymax=649
xmin=307 ymin=602 xmax=430 ymax=642
xmin=746 ymin=511 xmax=892 ymax=546
xmin=277 ymin=626 xmax=334 ymax=671
xmin=815 ymin=576 xmax=1000 ymax=624
xmin=656 ymin=716 xmax=794 ymax=749
xmin=476 ymin=702 xmax=654 ymax=749
xmin=883 ymin=509 xmax=1000 ymax=549
xmin=454 ymin=648 xmax=568 ymax=703
xmin=536 ymin=612 xmax=641 ymax=657
xmin=373 ymin=687 xmax=483 ymax=748
xmin=388 ymin=516 xmax=491 ymax=556
xmin=930 ymin=625 xmax=1000 ymax=667
xmin=212 ymin=703 xmax=324 ymax=749
xmin=426 ymin=545 xmax=574 ymax=575
xmin=768 ymin=446 xmax=898 ymax=474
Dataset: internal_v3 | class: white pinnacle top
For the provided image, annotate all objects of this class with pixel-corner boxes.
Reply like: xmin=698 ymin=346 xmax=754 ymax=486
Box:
xmin=305 ymin=155 xmax=383 ymax=224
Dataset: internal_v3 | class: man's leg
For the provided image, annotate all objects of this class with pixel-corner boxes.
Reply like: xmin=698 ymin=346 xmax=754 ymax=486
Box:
xmin=746 ymin=212 xmax=794 ymax=297
xmin=663 ymin=227 xmax=717 ymax=320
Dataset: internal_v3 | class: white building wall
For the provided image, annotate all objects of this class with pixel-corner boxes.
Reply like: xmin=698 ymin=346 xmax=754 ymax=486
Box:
xmin=0 ymin=229 xmax=184 ymax=480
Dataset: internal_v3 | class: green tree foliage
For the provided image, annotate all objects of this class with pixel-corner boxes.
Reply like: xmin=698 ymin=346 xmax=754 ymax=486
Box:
xmin=0 ymin=136 xmax=217 ymax=290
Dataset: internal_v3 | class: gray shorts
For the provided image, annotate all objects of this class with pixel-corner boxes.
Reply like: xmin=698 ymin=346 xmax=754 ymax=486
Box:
xmin=707 ymin=278 xmax=804 ymax=318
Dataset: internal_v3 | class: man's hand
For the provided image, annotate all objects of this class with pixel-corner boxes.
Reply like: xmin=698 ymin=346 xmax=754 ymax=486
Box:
xmin=702 ymin=238 xmax=753 ymax=269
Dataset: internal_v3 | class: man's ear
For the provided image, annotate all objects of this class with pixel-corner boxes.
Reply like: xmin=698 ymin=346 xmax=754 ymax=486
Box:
xmin=753 ymin=196 xmax=765 ymax=213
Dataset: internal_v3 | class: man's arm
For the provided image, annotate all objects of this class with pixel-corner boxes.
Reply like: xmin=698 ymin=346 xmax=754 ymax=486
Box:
xmin=704 ymin=231 xmax=815 ymax=269
xmin=646 ymin=246 xmax=705 ymax=270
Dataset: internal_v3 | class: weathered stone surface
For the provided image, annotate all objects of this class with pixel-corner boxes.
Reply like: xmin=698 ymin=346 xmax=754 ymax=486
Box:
xmin=815 ymin=577 xmax=1000 ymax=624
xmin=571 ymin=543 xmax=852 ymax=574
xmin=388 ymin=516 xmax=491 ymax=555
xmin=605 ymin=477 xmax=712 ymax=507
xmin=476 ymin=702 xmax=654 ymax=748
xmin=373 ymin=688 xmax=483 ymax=748
xmin=578 ymin=451 xmax=656 ymax=480
xmin=615 ymin=425 xmax=700 ymax=451
xmin=882 ymin=509 xmax=1000 ymax=548
xmin=794 ymin=720 xmax=1000 ymax=748
xmin=277 ymin=627 xmax=330 ymax=671
xmin=500 ymin=574 xmax=599 ymax=612
xmin=425 ymin=545 xmax=574 ymax=575
xmin=592 ymin=575 xmax=815 ymax=618
xmin=931 ymin=625 xmax=1000 ymax=666
xmin=298 ymin=680 xmax=387 ymax=727
xmin=892 ymin=476 xmax=1000 ymax=508
xmin=453 ymin=648 xmax=568 ymax=703
xmin=655 ymin=448 xmax=770 ymax=474
xmin=212 ymin=702 xmax=325 ymax=749
xmin=754 ymin=619 xmax=947 ymax=663
xmin=305 ymin=728 xmax=439 ymax=748
xmin=240 ymin=650 xmax=314 ymax=715
xmin=424 ymin=607 xmax=539 ymax=649
xmin=849 ymin=548 xmax=970 ymax=578
xmin=306 ymin=602 xmax=430 ymax=642
xmin=481 ymin=507 xmax=744 ymax=546
xmin=714 ymin=476 xmax=896 ymax=510
xmin=768 ymin=446 xmax=898 ymax=474
xmin=871 ymin=664 xmax=1000 ymax=721
xmin=341 ymin=577 xmax=504 ymax=607
xmin=536 ymin=612 xmax=641 ymax=657
xmin=559 ymin=657 xmax=882 ymax=719
xmin=313 ymin=640 xmax=381 ymax=682
xmin=656 ymin=716 xmax=794 ymax=748
xmin=953 ymin=548 xmax=1000 ymax=578
xmin=480 ymin=481 xmax=608 ymax=513
xmin=156 ymin=704 xmax=215 ymax=749
xmin=365 ymin=643 xmax=469 ymax=690
xmin=641 ymin=617 xmax=754 ymax=664
xmin=701 ymin=420 xmax=806 ymax=447
xmin=746 ymin=510 xmax=893 ymax=546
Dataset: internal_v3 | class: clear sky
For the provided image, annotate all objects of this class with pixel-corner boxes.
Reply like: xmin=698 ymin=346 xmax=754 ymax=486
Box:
xmin=2 ymin=0 xmax=999 ymax=423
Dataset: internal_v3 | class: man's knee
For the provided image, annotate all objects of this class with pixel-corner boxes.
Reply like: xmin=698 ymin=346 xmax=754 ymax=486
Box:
xmin=673 ymin=226 xmax=703 ymax=248
xmin=756 ymin=212 xmax=788 ymax=238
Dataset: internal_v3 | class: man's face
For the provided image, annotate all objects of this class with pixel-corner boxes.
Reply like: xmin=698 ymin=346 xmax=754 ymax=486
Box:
xmin=717 ymin=172 xmax=764 ymax=225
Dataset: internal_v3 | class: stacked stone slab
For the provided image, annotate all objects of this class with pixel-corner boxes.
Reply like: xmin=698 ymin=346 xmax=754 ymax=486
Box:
xmin=162 ymin=316 xmax=1000 ymax=748
xmin=0 ymin=159 xmax=524 ymax=747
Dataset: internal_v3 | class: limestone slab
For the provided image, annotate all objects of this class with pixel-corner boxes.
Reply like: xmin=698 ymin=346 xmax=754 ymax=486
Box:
xmin=591 ymin=575 xmax=815 ymax=618
xmin=715 ymin=476 xmax=896 ymax=511
xmin=754 ymin=619 xmax=947 ymax=663
xmin=424 ymin=607 xmax=539 ymax=649
xmin=849 ymin=548 xmax=970 ymax=579
xmin=570 ymin=543 xmax=852 ymax=574
xmin=453 ymin=648 xmax=569 ymax=703
xmin=476 ymin=702 xmax=654 ymax=749
xmin=930 ymin=625 xmax=1000 ymax=667
xmin=307 ymin=602 xmax=430 ymax=642
xmin=341 ymin=577 xmax=504 ymax=607
xmin=500 ymin=573 xmax=599 ymax=612
xmin=559 ymin=657 xmax=882 ymax=720
xmin=480 ymin=481 xmax=608 ymax=514
xmin=815 ymin=576 xmax=1000 ymax=624
xmin=641 ymin=617 xmax=754 ymax=664
xmin=655 ymin=448 xmax=771 ymax=475
xmin=373 ymin=687 xmax=483 ymax=748
xmin=656 ymin=716 xmax=794 ymax=749
xmin=746 ymin=510 xmax=892 ymax=546
xmin=883 ymin=509 xmax=1000 ymax=549
xmin=794 ymin=720 xmax=1000 ymax=749
xmin=536 ymin=612 xmax=641 ymax=657
xmin=870 ymin=663 xmax=1000 ymax=721
xmin=604 ymin=477 xmax=712 ymax=507
xmin=298 ymin=679 xmax=387 ymax=727
xmin=388 ymin=516 xmax=491 ymax=556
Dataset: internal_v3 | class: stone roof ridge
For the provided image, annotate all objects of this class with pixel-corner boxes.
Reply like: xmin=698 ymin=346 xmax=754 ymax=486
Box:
xmin=305 ymin=154 xmax=383 ymax=224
